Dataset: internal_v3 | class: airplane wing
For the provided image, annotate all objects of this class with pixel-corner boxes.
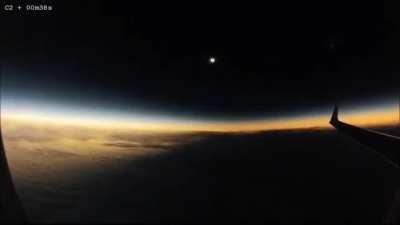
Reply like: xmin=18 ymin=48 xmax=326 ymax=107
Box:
xmin=0 ymin=65 xmax=26 ymax=224
xmin=330 ymin=105 xmax=400 ymax=167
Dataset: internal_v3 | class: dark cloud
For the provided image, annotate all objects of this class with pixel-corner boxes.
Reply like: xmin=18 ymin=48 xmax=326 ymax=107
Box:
xmin=102 ymin=142 xmax=142 ymax=149
xmin=102 ymin=139 xmax=187 ymax=151
xmin=16 ymin=128 xmax=398 ymax=224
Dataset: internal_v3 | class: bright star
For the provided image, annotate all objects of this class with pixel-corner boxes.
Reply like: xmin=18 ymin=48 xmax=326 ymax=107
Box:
xmin=209 ymin=57 xmax=216 ymax=64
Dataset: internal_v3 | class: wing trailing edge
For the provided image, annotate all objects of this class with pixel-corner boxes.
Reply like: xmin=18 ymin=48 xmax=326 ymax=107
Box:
xmin=330 ymin=105 xmax=400 ymax=167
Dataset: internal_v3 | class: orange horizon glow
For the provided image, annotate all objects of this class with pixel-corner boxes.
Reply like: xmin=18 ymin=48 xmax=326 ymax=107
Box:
xmin=2 ymin=105 xmax=399 ymax=133
xmin=2 ymin=105 xmax=399 ymax=160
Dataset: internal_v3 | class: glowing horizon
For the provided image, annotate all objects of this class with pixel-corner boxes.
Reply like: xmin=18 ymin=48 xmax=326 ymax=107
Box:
xmin=2 ymin=96 xmax=399 ymax=163
xmin=2 ymin=98 xmax=399 ymax=133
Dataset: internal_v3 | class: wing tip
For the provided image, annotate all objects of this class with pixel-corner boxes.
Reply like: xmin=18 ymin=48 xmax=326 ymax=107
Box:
xmin=330 ymin=105 xmax=339 ymax=126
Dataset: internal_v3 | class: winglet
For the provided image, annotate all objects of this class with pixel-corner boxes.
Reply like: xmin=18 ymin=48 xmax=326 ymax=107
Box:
xmin=328 ymin=104 xmax=400 ymax=171
xmin=330 ymin=105 xmax=339 ymax=125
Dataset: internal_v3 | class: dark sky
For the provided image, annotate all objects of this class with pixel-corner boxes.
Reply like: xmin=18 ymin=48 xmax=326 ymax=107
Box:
xmin=1 ymin=0 xmax=398 ymax=120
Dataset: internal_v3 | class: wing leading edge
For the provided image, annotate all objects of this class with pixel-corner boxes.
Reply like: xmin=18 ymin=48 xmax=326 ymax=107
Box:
xmin=0 ymin=65 xmax=26 ymax=224
xmin=330 ymin=105 xmax=400 ymax=166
